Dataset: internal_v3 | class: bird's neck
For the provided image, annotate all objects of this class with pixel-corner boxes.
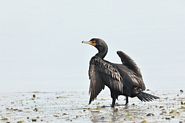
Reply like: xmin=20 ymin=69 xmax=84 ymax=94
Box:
xmin=95 ymin=47 xmax=108 ymax=59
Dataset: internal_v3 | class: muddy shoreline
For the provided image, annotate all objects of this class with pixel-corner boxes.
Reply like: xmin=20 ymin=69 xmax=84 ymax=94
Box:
xmin=0 ymin=90 xmax=185 ymax=123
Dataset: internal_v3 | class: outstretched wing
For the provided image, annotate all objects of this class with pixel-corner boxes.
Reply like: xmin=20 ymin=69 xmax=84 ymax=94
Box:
xmin=117 ymin=51 xmax=145 ymax=90
xmin=117 ymin=51 xmax=142 ymax=77
xmin=88 ymin=63 xmax=105 ymax=104
xmin=88 ymin=56 xmax=123 ymax=104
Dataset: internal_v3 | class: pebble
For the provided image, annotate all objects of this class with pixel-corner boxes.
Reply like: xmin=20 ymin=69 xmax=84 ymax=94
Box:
xmin=181 ymin=101 xmax=185 ymax=105
xmin=62 ymin=113 xmax=68 ymax=116
xmin=33 ymin=108 xmax=38 ymax=112
xmin=146 ymin=89 xmax=150 ymax=91
xmin=165 ymin=117 xmax=171 ymax=120
xmin=141 ymin=120 xmax=148 ymax=123
xmin=101 ymin=105 xmax=106 ymax=108
xmin=146 ymin=113 xmax=154 ymax=116
xmin=1 ymin=117 xmax=8 ymax=121
xmin=32 ymin=119 xmax=37 ymax=122
xmin=113 ymin=108 xmax=118 ymax=112
xmin=159 ymin=106 xmax=164 ymax=108
xmin=32 ymin=94 xmax=36 ymax=100
xmin=17 ymin=121 xmax=24 ymax=123
xmin=53 ymin=114 xmax=59 ymax=117
xmin=33 ymin=94 xmax=36 ymax=98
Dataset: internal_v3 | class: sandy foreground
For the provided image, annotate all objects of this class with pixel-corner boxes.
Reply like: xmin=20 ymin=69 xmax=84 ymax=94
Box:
xmin=0 ymin=90 xmax=185 ymax=123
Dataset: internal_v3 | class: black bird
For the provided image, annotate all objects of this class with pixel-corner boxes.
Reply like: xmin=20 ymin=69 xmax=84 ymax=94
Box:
xmin=82 ymin=38 xmax=159 ymax=107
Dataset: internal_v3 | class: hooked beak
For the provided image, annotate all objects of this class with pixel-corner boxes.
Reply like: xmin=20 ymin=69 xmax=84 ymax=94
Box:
xmin=82 ymin=41 xmax=96 ymax=46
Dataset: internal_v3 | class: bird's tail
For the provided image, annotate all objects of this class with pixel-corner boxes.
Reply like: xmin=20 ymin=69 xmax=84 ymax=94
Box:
xmin=137 ymin=92 xmax=159 ymax=102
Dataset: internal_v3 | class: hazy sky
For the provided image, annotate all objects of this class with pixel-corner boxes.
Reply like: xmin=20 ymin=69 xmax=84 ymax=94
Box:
xmin=0 ymin=0 xmax=185 ymax=92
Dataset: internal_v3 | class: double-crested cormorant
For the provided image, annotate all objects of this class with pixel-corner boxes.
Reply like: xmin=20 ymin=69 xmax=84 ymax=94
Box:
xmin=82 ymin=38 xmax=159 ymax=107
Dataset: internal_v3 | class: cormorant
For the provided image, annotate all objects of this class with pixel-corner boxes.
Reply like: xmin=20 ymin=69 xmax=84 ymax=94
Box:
xmin=82 ymin=38 xmax=159 ymax=107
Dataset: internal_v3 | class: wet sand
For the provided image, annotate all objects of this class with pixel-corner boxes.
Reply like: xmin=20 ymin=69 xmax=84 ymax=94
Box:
xmin=0 ymin=90 xmax=185 ymax=123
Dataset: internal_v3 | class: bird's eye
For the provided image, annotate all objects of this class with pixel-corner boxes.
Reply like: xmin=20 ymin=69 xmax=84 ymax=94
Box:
xmin=92 ymin=41 xmax=96 ymax=43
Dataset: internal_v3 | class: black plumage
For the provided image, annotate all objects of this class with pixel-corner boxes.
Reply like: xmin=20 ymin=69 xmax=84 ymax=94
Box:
xmin=82 ymin=38 xmax=159 ymax=107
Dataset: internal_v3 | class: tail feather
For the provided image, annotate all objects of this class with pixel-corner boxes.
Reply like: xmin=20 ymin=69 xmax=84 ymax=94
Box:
xmin=137 ymin=92 xmax=159 ymax=102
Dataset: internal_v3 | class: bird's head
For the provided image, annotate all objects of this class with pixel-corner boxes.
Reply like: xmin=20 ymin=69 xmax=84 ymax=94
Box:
xmin=82 ymin=38 xmax=108 ymax=58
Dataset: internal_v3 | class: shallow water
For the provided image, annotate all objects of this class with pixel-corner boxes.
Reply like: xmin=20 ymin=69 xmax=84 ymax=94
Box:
xmin=0 ymin=90 xmax=185 ymax=123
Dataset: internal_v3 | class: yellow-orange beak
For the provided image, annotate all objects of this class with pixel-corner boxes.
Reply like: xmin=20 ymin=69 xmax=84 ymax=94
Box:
xmin=82 ymin=41 xmax=96 ymax=46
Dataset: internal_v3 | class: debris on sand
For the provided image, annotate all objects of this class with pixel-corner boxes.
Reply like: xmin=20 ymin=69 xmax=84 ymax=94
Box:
xmin=32 ymin=94 xmax=36 ymax=99
xmin=1 ymin=117 xmax=8 ymax=121
xmin=146 ymin=113 xmax=154 ymax=116
xmin=146 ymin=89 xmax=150 ymax=91
xmin=31 ymin=119 xmax=37 ymax=122
xmin=165 ymin=117 xmax=171 ymax=120
xmin=141 ymin=119 xmax=148 ymax=123
xmin=113 ymin=108 xmax=118 ymax=112
xmin=181 ymin=101 xmax=185 ymax=105
xmin=53 ymin=114 xmax=60 ymax=117
xmin=6 ymin=108 xmax=23 ymax=112
xmin=17 ymin=120 xmax=24 ymax=123
xmin=56 ymin=96 xmax=67 ymax=99
xmin=62 ymin=113 xmax=68 ymax=116
xmin=33 ymin=108 xmax=38 ymax=112
xmin=169 ymin=109 xmax=180 ymax=117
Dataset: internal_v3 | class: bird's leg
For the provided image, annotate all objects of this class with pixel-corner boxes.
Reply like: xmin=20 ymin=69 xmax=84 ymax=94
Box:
xmin=125 ymin=96 xmax=129 ymax=105
xmin=110 ymin=90 xmax=118 ymax=108
xmin=111 ymin=97 xmax=116 ymax=108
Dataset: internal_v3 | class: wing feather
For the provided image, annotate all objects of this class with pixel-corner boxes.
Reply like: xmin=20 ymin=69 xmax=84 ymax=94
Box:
xmin=117 ymin=51 xmax=142 ymax=77
xmin=89 ymin=64 xmax=105 ymax=104
xmin=117 ymin=51 xmax=145 ymax=90
xmin=88 ymin=56 xmax=123 ymax=104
